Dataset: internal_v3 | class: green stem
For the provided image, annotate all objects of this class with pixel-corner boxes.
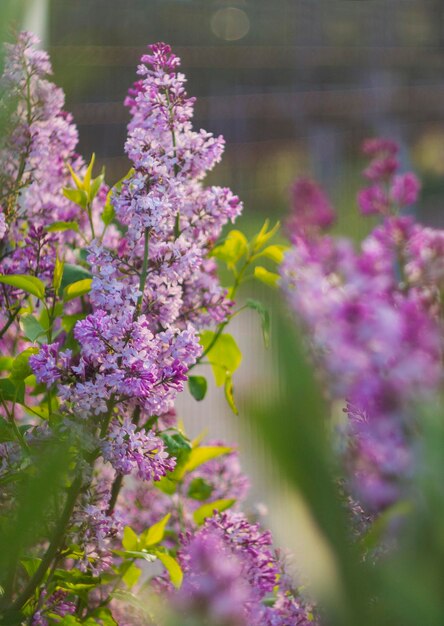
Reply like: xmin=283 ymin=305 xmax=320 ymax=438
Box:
xmin=0 ymin=306 xmax=20 ymax=339
xmin=190 ymin=256 xmax=251 ymax=369
xmin=86 ymin=202 xmax=96 ymax=239
xmin=137 ymin=228 xmax=150 ymax=312
xmin=12 ymin=474 xmax=83 ymax=612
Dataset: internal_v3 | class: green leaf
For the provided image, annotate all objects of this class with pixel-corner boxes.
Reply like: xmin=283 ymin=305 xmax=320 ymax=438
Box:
xmin=183 ymin=445 xmax=232 ymax=474
xmin=20 ymin=315 xmax=47 ymax=343
xmin=118 ymin=550 xmax=156 ymax=563
xmin=10 ymin=348 xmax=39 ymax=381
xmin=89 ymin=171 xmax=104 ymax=202
xmin=53 ymin=256 xmax=64 ymax=293
xmin=254 ymin=266 xmax=280 ymax=287
xmin=102 ymin=200 xmax=115 ymax=226
xmin=174 ymin=211 xmax=181 ymax=239
xmin=20 ymin=557 xmax=42 ymax=578
xmin=245 ymin=299 xmax=270 ymax=348
xmin=63 ymin=187 xmax=88 ymax=209
xmin=63 ymin=278 xmax=92 ymax=302
xmin=84 ymin=153 xmax=96 ymax=193
xmin=200 ymin=331 xmax=242 ymax=387
xmin=0 ymin=416 xmax=15 ymax=442
xmin=60 ymin=264 xmax=92 ymax=290
xmin=361 ymin=500 xmax=412 ymax=552
xmin=46 ymin=221 xmax=79 ymax=234
xmin=122 ymin=562 xmax=142 ymax=589
xmin=101 ymin=168 xmax=133 ymax=227
xmin=0 ymin=356 xmax=13 ymax=372
xmin=252 ymin=219 xmax=280 ymax=252
xmin=154 ymin=552 xmax=183 ymax=589
xmin=0 ymin=378 xmax=25 ymax=404
xmin=155 ymin=476 xmax=177 ymax=495
xmin=193 ymin=498 xmax=236 ymax=525
xmin=211 ymin=230 xmax=248 ymax=269
xmin=140 ymin=513 xmax=171 ymax=548
xmin=122 ymin=526 xmax=139 ymax=551
xmin=224 ymin=374 xmax=239 ymax=415
xmin=187 ymin=477 xmax=214 ymax=501
xmin=67 ymin=163 xmax=84 ymax=189
xmin=188 ymin=375 xmax=207 ymax=401
xmin=0 ymin=274 xmax=45 ymax=299
xmin=90 ymin=608 xmax=118 ymax=626
xmin=256 ymin=244 xmax=286 ymax=264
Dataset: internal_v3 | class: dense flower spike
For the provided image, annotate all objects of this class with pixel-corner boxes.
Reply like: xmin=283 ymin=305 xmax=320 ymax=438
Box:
xmin=282 ymin=137 xmax=443 ymax=511
xmin=172 ymin=512 xmax=316 ymax=626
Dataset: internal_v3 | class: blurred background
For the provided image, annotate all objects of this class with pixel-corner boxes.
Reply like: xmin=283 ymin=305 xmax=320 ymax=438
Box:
xmin=10 ymin=0 xmax=444 ymax=233
xmin=4 ymin=0 xmax=444 ymax=552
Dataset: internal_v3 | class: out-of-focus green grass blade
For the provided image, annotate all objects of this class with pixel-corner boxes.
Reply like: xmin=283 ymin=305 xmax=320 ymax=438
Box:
xmin=0 ymin=439 xmax=73 ymax=589
xmin=370 ymin=404 xmax=444 ymax=626
xmin=247 ymin=306 xmax=374 ymax=626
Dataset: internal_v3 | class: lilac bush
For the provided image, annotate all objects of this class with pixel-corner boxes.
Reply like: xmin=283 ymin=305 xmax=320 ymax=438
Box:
xmin=0 ymin=34 xmax=311 ymax=626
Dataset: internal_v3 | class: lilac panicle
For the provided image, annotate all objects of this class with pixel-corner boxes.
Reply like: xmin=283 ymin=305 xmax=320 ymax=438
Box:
xmin=281 ymin=138 xmax=443 ymax=512
xmin=172 ymin=512 xmax=317 ymax=626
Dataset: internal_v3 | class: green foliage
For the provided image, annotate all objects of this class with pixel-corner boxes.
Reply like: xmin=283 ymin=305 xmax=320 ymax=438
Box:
xmin=63 ymin=278 xmax=92 ymax=302
xmin=187 ymin=477 xmax=214 ymax=501
xmin=200 ymin=331 xmax=242 ymax=387
xmin=193 ymin=498 xmax=236 ymax=525
xmin=188 ymin=375 xmax=207 ymax=401
xmin=245 ymin=298 xmax=270 ymax=348
xmin=254 ymin=265 xmax=280 ymax=287
xmin=0 ymin=274 xmax=45 ymax=299
xmin=60 ymin=264 xmax=92 ymax=291
xmin=20 ymin=315 xmax=47 ymax=343
xmin=10 ymin=348 xmax=39 ymax=381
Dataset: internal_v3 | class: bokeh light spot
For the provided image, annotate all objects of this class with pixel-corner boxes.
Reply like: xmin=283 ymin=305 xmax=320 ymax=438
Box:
xmin=211 ymin=7 xmax=250 ymax=41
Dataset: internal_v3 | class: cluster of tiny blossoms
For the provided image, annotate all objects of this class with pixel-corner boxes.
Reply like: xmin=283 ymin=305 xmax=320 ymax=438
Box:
xmin=281 ymin=139 xmax=443 ymax=511
xmin=168 ymin=511 xmax=315 ymax=626
xmin=25 ymin=42 xmax=243 ymax=574
xmin=0 ymin=33 xmax=103 ymax=339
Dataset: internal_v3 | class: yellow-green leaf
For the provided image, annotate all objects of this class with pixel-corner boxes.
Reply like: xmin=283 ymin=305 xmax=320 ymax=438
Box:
xmin=53 ymin=256 xmax=64 ymax=293
xmin=252 ymin=219 xmax=280 ymax=252
xmin=67 ymin=163 xmax=84 ymax=189
xmin=183 ymin=446 xmax=232 ymax=475
xmin=140 ymin=513 xmax=171 ymax=548
xmin=84 ymin=153 xmax=96 ymax=193
xmin=254 ymin=266 xmax=280 ymax=287
xmin=63 ymin=279 xmax=92 ymax=303
xmin=224 ymin=374 xmax=239 ymax=415
xmin=193 ymin=498 xmax=236 ymax=525
xmin=122 ymin=563 xmax=142 ymax=589
xmin=63 ymin=187 xmax=88 ymax=209
xmin=200 ymin=331 xmax=242 ymax=387
xmin=257 ymin=244 xmax=286 ymax=265
xmin=155 ymin=552 xmax=183 ymax=589
xmin=46 ymin=221 xmax=79 ymax=234
xmin=0 ymin=274 xmax=45 ymax=299
xmin=211 ymin=230 xmax=248 ymax=269
xmin=122 ymin=526 xmax=139 ymax=551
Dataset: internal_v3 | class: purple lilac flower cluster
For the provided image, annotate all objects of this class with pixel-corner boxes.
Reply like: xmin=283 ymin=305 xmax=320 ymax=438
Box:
xmin=170 ymin=511 xmax=315 ymax=626
xmin=281 ymin=138 xmax=442 ymax=511
xmin=0 ymin=33 xmax=98 ymax=325
xmin=23 ymin=41 xmax=243 ymax=577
